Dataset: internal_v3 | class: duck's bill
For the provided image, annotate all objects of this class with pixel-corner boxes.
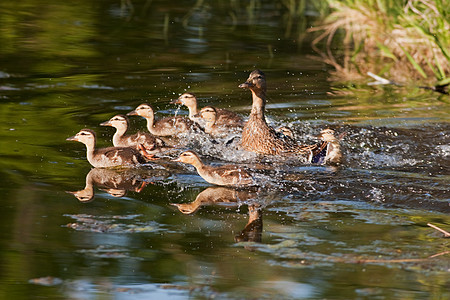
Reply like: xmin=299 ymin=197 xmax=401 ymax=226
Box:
xmin=99 ymin=121 xmax=112 ymax=126
xmin=66 ymin=135 xmax=78 ymax=141
xmin=172 ymin=157 xmax=182 ymax=162
xmin=239 ymin=82 xmax=253 ymax=89
xmin=126 ymin=110 xmax=137 ymax=116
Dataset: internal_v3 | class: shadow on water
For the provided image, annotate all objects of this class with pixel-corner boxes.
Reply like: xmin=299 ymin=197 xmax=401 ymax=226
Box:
xmin=0 ymin=0 xmax=449 ymax=299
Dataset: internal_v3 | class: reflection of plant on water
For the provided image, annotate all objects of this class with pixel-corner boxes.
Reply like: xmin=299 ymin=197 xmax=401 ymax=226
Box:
xmin=67 ymin=167 xmax=170 ymax=202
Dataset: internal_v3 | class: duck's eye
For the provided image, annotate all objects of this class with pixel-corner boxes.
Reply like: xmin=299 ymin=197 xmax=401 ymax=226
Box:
xmin=80 ymin=132 xmax=87 ymax=135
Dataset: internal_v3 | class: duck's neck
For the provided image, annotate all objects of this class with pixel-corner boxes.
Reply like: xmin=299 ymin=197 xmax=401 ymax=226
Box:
xmin=187 ymin=103 xmax=199 ymax=119
xmin=84 ymin=139 xmax=96 ymax=164
xmin=250 ymin=89 xmax=266 ymax=119
xmin=113 ymin=126 xmax=127 ymax=146
xmin=144 ymin=114 xmax=155 ymax=134
xmin=190 ymin=158 xmax=205 ymax=173
xmin=204 ymin=120 xmax=214 ymax=134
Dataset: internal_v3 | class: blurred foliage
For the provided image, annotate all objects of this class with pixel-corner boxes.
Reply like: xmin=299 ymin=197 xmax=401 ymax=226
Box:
xmin=309 ymin=0 xmax=450 ymax=87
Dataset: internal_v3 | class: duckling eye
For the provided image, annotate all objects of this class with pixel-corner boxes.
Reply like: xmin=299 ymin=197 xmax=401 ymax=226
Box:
xmin=79 ymin=132 xmax=87 ymax=135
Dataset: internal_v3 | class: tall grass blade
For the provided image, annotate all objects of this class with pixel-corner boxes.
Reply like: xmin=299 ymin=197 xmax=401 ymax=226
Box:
xmin=400 ymin=45 xmax=427 ymax=78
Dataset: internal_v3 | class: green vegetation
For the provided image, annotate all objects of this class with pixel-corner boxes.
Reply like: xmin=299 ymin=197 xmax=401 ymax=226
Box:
xmin=309 ymin=0 xmax=450 ymax=88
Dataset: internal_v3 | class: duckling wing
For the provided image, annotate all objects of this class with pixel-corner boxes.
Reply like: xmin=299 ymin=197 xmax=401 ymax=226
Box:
xmin=102 ymin=147 xmax=146 ymax=165
xmin=213 ymin=165 xmax=253 ymax=180
xmin=216 ymin=109 xmax=244 ymax=126
xmin=132 ymin=132 xmax=159 ymax=150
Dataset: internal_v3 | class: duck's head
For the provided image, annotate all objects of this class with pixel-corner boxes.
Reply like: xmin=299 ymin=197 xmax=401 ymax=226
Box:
xmin=171 ymin=93 xmax=197 ymax=106
xmin=66 ymin=129 xmax=96 ymax=145
xmin=317 ymin=129 xmax=338 ymax=142
xmin=195 ymin=106 xmax=217 ymax=124
xmin=239 ymin=69 xmax=266 ymax=92
xmin=172 ymin=150 xmax=202 ymax=165
xmin=100 ymin=114 xmax=129 ymax=128
xmin=127 ymin=103 xmax=154 ymax=118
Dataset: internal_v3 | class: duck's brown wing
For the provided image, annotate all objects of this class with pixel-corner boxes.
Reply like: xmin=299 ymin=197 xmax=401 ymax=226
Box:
xmin=101 ymin=147 xmax=146 ymax=165
xmin=130 ymin=132 xmax=160 ymax=150
xmin=216 ymin=109 xmax=244 ymax=126
xmin=211 ymin=165 xmax=253 ymax=179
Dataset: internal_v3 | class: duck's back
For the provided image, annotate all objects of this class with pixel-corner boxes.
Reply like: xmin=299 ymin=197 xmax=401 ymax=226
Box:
xmin=91 ymin=147 xmax=146 ymax=168
xmin=215 ymin=108 xmax=244 ymax=127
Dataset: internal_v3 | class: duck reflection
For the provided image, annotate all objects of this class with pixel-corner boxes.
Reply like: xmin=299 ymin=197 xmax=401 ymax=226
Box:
xmin=172 ymin=186 xmax=263 ymax=245
xmin=67 ymin=168 xmax=168 ymax=202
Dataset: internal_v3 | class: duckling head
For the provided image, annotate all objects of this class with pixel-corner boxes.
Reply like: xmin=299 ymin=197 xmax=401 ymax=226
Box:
xmin=66 ymin=128 xmax=96 ymax=145
xmin=100 ymin=114 xmax=129 ymax=129
xmin=239 ymin=69 xmax=266 ymax=92
xmin=171 ymin=93 xmax=197 ymax=107
xmin=66 ymin=189 xmax=94 ymax=203
xmin=317 ymin=129 xmax=338 ymax=142
xmin=172 ymin=150 xmax=202 ymax=166
xmin=196 ymin=106 xmax=217 ymax=124
xmin=127 ymin=103 xmax=154 ymax=118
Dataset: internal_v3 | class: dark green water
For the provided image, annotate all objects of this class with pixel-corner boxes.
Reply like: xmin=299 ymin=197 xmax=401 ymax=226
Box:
xmin=0 ymin=1 xmax=449 ymax=299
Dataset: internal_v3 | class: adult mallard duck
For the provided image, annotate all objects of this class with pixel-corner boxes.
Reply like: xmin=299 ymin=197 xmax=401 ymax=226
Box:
xmin=66 ymin=129 xmax=148 ymax=168
xmin=173 ymin=150 xmax=254 ymax=187
xmin=100 ymin=114 xmax=171 ymax=157
xmin=315 ymin=128 xmax=342 ymax=165
xmin=172 ymin=92 xmax=244 ymax=127
xmin=194 ymin=106 xmax=243 ymax=138
xmin=239 ymin=69 xmax=320 ymax=162
xmin=127 ymin=103 xmax=198 ymax=137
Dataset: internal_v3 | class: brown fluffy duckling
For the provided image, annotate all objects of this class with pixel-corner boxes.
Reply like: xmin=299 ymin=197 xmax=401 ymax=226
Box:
xmin=127 ymin=103 xmax=197 ymax=137
xmin=66 ymin=129 xmax=148 ymax=168
xmin=316 ymin=129 xmax=342 ymax=164
xmin=194 ymin=106 xmax=243 ymax=137
xmin=100 ymin=114 xmax=170 ymax=156
xmin=172 ymin=92 xmax=244 ymax=127
xmin=173 ymin=150 xmax=254 ymax=187
xmin=239 ymin=70 xmax=319 ymax=161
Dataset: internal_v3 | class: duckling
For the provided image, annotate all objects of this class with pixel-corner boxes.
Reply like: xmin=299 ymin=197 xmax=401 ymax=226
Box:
xmin=173 ymin=150 xmax=254 ymax=187
xmin=239 ymin=70 xmax=319 ymax=161
xmin=195 ymin=106 xmax=243 ymax=138
xmin=66 ymin=129 xmax=148 ymax=168
xmin=315 ymin=129 xmax=342 ymax=164
xmin=100 ymin=114 xmax=170 ymax=157
xmin=127 ymin=103 xmax=197 ymax=137
xmin=67 ymin=167 xmax=148 ymax=202
xmin=171 ymin=186 xmax=258 ymax=214
xmin=172 ymin=92 xmax=244 ymax=127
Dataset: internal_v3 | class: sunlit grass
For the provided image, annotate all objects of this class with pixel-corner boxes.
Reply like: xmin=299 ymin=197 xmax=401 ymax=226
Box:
xmin=309 ymin=0 xmax=450 ymax=87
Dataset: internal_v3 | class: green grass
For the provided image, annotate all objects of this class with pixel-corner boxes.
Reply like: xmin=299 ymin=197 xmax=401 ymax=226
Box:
xmin=309 ymin=0 xmax=450 ymax=88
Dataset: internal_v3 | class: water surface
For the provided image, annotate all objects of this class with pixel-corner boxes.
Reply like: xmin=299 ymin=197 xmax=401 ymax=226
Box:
xmin=0 ymin=1 xmax=449 ymax=299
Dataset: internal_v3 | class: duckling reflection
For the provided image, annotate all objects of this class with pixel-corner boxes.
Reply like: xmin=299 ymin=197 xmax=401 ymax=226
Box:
xmin=234 ymin=204 xmax=263 ymax=244
xmin=171 ymin=186 xmax=258 ymax=214
xmin=171 ymin=187 xmax=263 ymax=246
xmin=67 ymin=168 xmax=168 ymax=202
